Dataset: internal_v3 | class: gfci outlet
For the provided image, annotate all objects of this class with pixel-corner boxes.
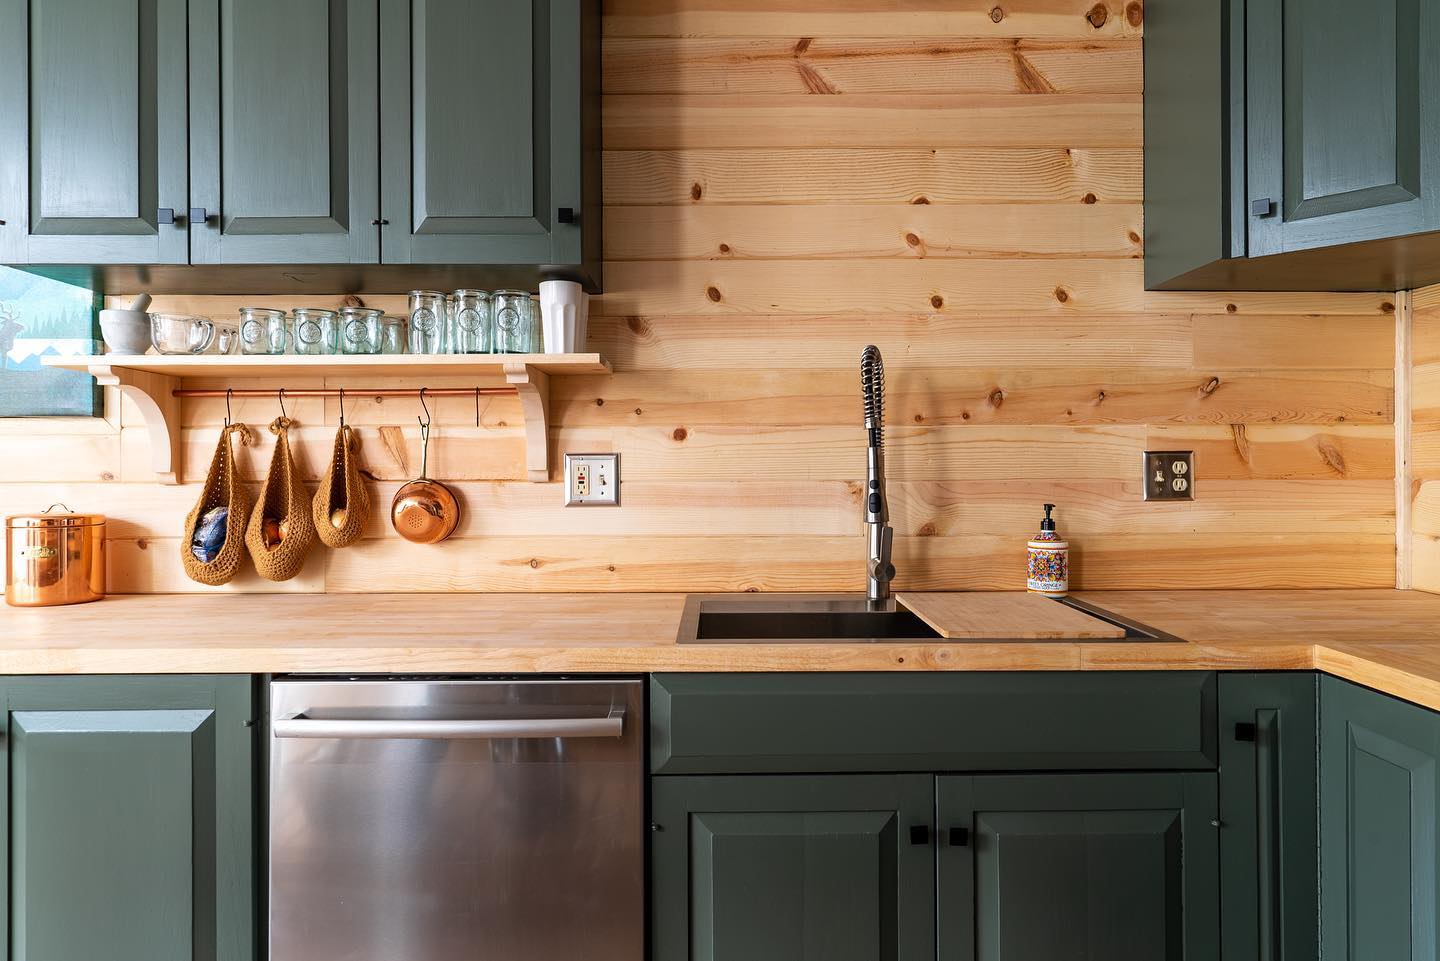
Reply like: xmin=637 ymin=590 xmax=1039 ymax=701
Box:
xmin=564 ymin=453 xmax=620 ymax=506
xmin=1143 ymin=450 xmax=1195 ymax=501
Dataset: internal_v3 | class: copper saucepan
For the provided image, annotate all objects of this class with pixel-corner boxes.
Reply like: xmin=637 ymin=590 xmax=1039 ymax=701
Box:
xmin=391 ymin=400 xmax=460 ymax=544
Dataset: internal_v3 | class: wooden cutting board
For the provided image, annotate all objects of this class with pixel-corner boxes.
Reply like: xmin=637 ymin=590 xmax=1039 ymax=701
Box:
xmin=897 ymin=593 xmax=1126 ymax=640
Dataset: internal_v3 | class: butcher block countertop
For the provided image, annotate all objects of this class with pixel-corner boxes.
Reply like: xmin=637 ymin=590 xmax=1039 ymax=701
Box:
xmin=4 ymin=589 xmax=1440 ymax=708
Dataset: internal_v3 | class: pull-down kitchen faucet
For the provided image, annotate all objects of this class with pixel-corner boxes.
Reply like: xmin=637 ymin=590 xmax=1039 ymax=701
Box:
xmin=861 ymin=345 xmax=895 ymax=607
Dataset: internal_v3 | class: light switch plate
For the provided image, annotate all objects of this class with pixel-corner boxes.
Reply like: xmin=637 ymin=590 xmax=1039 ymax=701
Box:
xmin=564 ymin=453 xmax=620 ymax=506
xmin=1143 ymin=450 xmax=1195 ymax=501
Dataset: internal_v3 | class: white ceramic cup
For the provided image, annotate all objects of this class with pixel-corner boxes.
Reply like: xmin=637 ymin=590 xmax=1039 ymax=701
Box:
xmin=539 ymin=280 xmax=589 ymax=354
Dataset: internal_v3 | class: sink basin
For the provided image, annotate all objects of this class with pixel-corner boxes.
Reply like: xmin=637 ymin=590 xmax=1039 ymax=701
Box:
xmin=677 ymin=594 xmax=1181 ymax=644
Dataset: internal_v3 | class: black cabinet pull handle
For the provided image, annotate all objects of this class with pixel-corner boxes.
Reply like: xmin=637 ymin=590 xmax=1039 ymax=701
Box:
xmin=371 ymin=218 xmax=390 ymax=226
xmin=1235 ymin=721 xmax=1257 ymax=742
xmin=949 ymin=827 xmax=969 ymax=847
xmin=908 ymin=825 xmax=930 ymax=846
xmin=157 ymin=208 xmax=175 ymax=225
xmin=189 ymin=207 xmax=210 ymax=226
xmin=557 ymin=206 xmax=576 ymax=224
xmin=1250 ymin=198 xmax=1276 ymax=218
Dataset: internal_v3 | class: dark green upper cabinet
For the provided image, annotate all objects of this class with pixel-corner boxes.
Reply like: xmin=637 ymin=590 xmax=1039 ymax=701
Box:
xmin=0 ymin=0 xmax=599 ymax=291
xmin=937 ymin=774 xmax=1220 ymax=961
xmin=1320 ymin=675 xmax=1440 ymax=961
xmin=0 ymin=675 xmax=255 ymax=961
xmin=188 ymin=0 xmax=380 ymax=264
xmin=378 ymin=0 xmax=598 ymax=288
xmin=0 ymin=0 xmax=189 ymax=265
xmin=1145 ymin=0 xmax=1440 ymax=291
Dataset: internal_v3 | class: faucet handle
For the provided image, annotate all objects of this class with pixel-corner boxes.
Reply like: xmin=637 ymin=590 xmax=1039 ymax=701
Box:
xmin=870 ymin=526 xmax=896 ymax=582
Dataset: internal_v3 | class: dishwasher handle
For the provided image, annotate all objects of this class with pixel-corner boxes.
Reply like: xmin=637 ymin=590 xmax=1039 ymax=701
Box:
xmin=273 ymin=710 xmax=624 ymax=740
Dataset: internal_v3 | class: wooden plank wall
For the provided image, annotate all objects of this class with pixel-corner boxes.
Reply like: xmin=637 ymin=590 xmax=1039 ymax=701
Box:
xmin=1410 ymin=283 xmax=1440 ymax=591
xmin=0 ymin=0 xmax=1399 ymax=593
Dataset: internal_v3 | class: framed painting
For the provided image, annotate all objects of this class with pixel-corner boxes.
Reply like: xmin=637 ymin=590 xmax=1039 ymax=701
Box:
xmin=0 ymin=266 xmax=102 ymax=417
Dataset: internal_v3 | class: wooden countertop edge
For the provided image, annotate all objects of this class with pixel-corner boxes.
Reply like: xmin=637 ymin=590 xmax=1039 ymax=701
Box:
xmin=3 ymin=590 xmax=1440 ymax=712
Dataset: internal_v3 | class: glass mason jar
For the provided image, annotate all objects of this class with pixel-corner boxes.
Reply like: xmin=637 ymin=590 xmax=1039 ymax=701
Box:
xmin=291 ymin=308 xmax=339 ymax=355
xmin=492 ymin=290 xmax=534 ymax=353
xmin=238 ymin=307 xmax=290 ymax=355
xmin=379 ymin=316 xmax=407 ymax=355
xmin=449 ymin=289 xmax=492 ymax=354
xmin=530 ymin=293 xmax=544 ymax=353
xmin=408 ymin=290 xmax=446 ymax=354
xmin=339 ymin=306 xmax=384 ymax=354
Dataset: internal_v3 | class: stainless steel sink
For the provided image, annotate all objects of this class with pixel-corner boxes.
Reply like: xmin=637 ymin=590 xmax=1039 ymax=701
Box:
xmin=677 ymin=594 xmax=1182 ymax=644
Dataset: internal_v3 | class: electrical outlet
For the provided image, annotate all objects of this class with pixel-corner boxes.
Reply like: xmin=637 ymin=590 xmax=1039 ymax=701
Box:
xmin=1143 ymin=451 xmax=1195 ymax=501
xmin=564 ymin=453 xmax=619 ymax=506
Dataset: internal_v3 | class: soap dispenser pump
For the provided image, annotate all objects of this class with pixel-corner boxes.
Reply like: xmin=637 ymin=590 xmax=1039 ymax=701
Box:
xmin=1026 ymin=503 xmax=1069 ymax=597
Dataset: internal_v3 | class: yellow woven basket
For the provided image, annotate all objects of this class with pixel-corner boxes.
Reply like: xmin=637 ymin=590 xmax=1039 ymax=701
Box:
xmin=246 ymin=416 xmax=317 ymax=581
xmin=313 ymin=424 xmax=369 ymax=548
xmin=180 ymin=423 xmax=254 ymax=586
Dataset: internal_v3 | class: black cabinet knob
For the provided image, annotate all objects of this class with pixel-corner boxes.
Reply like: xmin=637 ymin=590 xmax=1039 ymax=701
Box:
xmin=908 ymin=825 xmax=930 ymax=846
xmin=157 ymin=207 xmax=175 ymax=225
xmin=949 ymin=827 xmax=970 ymax=847
xmin=1234 ymin=721 xmax=1257 ymax=742
xmin=371 ymin=218 xmax=390 ymax=226
xmin=1250 ymin=198 xmax=1276 ymax=218
xmin=557 ymin=206 xmax=576 ymax=224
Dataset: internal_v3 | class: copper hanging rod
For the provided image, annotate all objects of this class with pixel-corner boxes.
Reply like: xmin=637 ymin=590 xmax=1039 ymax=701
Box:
xmin=172 ymin=387 xmax=516 ymax=398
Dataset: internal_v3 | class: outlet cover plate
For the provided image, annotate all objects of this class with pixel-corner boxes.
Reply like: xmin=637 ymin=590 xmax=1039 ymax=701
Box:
xmin=564 ymin=453 xmax=620 ymax=506
xmin=1143 ymin=450 xmax=1195 ymax=501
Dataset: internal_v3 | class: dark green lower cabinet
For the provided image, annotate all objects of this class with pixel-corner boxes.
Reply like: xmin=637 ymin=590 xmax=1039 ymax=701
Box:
xmin=1320 ymin=675 xmax=1440 ymax=961
xmin=1218 ymin=673 xmax=1318 ymax=961
xmin=938 ymin=774 xmax=1218 ymax=961
xmin=651 ymin=774 xmax=936 ymax=961
xmin=652 ymin=772 xmax=1219 ymax=961
xmin=0 ymin=675 xmax=255 ymax=961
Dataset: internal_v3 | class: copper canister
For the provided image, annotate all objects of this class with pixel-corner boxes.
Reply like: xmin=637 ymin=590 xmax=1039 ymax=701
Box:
xmin=4 ymin=505 xmax=105 ymax=607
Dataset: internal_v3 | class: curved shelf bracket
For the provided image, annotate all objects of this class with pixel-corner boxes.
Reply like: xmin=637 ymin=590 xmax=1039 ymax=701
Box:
xmin=505 ymin=362 xmax=552 ymax=482
xmin=89 ymin=364 xmax=182 ymax=484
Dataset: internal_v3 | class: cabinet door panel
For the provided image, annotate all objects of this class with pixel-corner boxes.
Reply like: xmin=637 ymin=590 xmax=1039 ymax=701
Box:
xmin=1218 ymin=673 xmax=1319 ymax=961
xmin=1320 ymin=676 xmax=1440 ymax=961
xmin=0 ymin=676 xmax=254 ymax=961
xmin=380 ymin=0 xmax=582 ymax=266
xmin=189 ymin=0 xmax=378 ymax=263
xmin=1248 ymin=0 xmax=1440 ymax=256
xmin=651 ymin=774 xmax=934 ymax=961
xmin=938 ymin=773 xmax=1219 ymax=961
xmin=0 ymin=0 xmax=188 ymax=264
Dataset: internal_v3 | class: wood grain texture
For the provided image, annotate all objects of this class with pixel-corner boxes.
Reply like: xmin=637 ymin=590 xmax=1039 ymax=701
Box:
xmin=8 ymin=593 xmax=1440 ymax=710
xmin=2 ymin=0 xmax=1398 ymax=593
xmin=603 ymin=37 xmax=1142 ymax=95
xmin=898 ymin=592 xmax=1126 ymax=637
xmin=604 ymin=148 xmax=1143 ymax=204
xmin=1410 ymin=283 xmax=1440 ymax=592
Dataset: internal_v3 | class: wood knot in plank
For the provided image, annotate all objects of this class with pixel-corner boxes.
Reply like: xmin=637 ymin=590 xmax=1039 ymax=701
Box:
xmin=990 ymin=6 xmax=1005 ymax=22
xmin=917 ymin=522 xmax=939 ymax=537
xmin=690 ymin=182 xmax=703 ymax=201
xmin=1381 ymin=301 xmax=1396 ymax=313
xmin=705 ymin=286 xmax=722 ymax=302
xmin=672 ymin=426 xmax=688 ymax=442
xmin=1011 ymin=41 xmax=1056 ymax=94
xmin=1317 ymin=439 xmax=1346 ymax=476
xmin=988 ymin=387 xmax=1005 ymax=408
xmin=625 ymin=315 xmax=651 ymax=336
xmin=1086 ymin=3 xmax=1109 ymax=27
xmin=1054 ymin=287 xmax=1070 ymax=303
xmin=1081 ymin=192 xmax=1097 ymax=204
xmin=1230 ymin=424 xmax=1251 ymax=465
xmin=1126 ymin=1 xmax=1144 ymax=26
xmin=1198 ymin=376 xmax=1221 ymax=397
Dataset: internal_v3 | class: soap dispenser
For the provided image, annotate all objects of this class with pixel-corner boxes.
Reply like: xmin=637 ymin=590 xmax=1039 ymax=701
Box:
xmin=1026 ymin=503 xmax=1069 ymax=597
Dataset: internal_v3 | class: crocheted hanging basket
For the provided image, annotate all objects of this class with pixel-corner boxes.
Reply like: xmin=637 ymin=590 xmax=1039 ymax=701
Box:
xmin=313 ymin=424 xmax=369 ymax=548
xmin=180 ymin=422 xmax=255 ymax=586
xmin=245 ymin=416 xmax=317 ymax=581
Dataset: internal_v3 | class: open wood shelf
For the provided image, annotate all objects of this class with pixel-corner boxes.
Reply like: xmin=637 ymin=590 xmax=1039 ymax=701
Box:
xmin=43 ymin=353 xmax=612 ymax=484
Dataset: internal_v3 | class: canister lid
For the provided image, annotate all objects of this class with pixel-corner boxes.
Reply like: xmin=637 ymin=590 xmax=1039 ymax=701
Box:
xmin=5 ymin=503 xmax=105 ymax=529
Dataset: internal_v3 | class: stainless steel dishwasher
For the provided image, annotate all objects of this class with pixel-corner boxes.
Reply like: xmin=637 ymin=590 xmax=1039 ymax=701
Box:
xmin=269 ymin=677 xmax=643 ymax=961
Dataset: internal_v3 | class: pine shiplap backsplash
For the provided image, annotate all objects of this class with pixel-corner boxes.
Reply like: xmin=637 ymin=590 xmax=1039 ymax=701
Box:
xmin=0 ymin=0 xmax=1399 ymax=593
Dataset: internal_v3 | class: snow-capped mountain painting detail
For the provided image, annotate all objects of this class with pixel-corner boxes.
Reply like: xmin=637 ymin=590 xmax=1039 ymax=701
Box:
xmin=0 ymin=267 xmax=101 ymax=417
